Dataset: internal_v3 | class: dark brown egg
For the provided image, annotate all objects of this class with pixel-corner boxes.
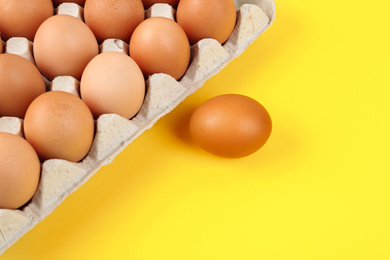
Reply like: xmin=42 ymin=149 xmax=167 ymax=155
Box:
xmin=84 ymin=0 xmax=144 ymax=43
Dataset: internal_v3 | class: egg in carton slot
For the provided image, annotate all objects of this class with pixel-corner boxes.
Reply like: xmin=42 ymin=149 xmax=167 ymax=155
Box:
xmin=0 ymin=0 xmax=275 ymax=255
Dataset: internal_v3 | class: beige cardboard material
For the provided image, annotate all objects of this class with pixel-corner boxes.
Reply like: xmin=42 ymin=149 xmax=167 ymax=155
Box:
xmin=0 ymin=0 xmax=275 ymax=254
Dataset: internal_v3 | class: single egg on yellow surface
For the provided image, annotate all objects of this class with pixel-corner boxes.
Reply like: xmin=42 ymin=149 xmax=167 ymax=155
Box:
xmin=0 ymin=54 xmax=46 ymax=118
xmin=176 ymin=0 xmax=237 ymax=45
xmin=24 ymin=91 xmax=95 ymax=162
xmin=0 ymin=132 xmax=41 ymax=210
xmin=129 ymin=17 xmax=191 ymax=80
xmin=189 ymin=94 xmax=272 ymax=158
xmin=80 ymin=52 xmax=145 ymax=119
xmin=0 ymin=0 xmax=53 ymax=41
xmin=33 ymin=15 xmax=99 ymax=81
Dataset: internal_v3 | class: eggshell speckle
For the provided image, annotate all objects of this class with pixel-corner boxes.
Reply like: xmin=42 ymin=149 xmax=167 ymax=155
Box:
xmin=33 ymin=14 xmax=99 ymax=81
xmin=84 ymin=0 xmax=145 ymax=43
xmin=189 ymin=94 xmax=272 ymax=158
xmin=0 ymin=54 xmax=46 ymax=118
xmin=0 ymin=132 xmax=41 ymax=209
xmin=24 ymin=91 xmax=95 ymax=162
xmin=80 ymin=52 xmax=145 ymax=119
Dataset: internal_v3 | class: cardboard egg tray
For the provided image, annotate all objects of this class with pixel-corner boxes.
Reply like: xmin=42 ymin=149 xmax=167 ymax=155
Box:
xmin=0 ymin=0 xmax=275 ymax=254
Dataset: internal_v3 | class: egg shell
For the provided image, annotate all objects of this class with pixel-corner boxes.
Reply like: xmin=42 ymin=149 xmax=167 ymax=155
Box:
xmin=80 ymin=51 xmax=146 ymax=119
xmin=0 ymin=0 xmax=53 ymax=41
xmin=189 ymin=94 xmax=272 ymax=158
xmin=177 ymin=0 xmax=237 ymax=45
xmin=0 ymin=132 xmax=41 ymax=209
xmin=84 ymin=0 xmax=145 ymax=43
xmin=33 ymin=14 xmax=99 ymax=81
xmin=129 ymin=16 xmax=191 ymax=80
xmin=0 ymin=0 xmax=275 ymax=254
xmin=0 ymin=53 xmax=47 ymax=118
xmin=23 ymin=91 xmax=95 ymax=163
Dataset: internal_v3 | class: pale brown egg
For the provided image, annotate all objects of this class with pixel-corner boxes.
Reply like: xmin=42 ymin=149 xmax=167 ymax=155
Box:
xmin=80 ymin=52 xmax=145 ymax=119
xmin=0 ymin=0 xmax=53 ymax=41
xmin=0 ymin=132 xmax=41 ymax=210
xmin=24 ymin=91 xmax=95 ymax=162
xmin=33 ymin=15 xmax=99 ymax=81
xmin=129 ymin=17 xmax=190 ymax=80
xmin=189 ymin=94 xmax=272 ymax=158
xmin=84 ymin=0 xmax=144 ymax=43
xmin=177 ymin=0 xmax=237 ymax=45
xmin=0 ymin=54 xmax=46 ymax=118
xmin=52 ymin=0 xmax=86 ymax=6
xmin=142 ymin=0 xmax=179 ymax=9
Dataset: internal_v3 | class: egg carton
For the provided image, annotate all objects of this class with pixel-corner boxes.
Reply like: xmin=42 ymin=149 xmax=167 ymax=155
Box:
xmin=0 ymin=0 xmax=275 ymax=255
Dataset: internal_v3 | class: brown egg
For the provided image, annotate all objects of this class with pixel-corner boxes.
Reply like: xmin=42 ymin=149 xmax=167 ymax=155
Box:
xmin=84 ymin=0 xmax=144 ymax=43
xmin=189 ymin=94 xmax=272 ymax=158
xmin=0 ymin=54 xmax=46 ymax=118
xmin=142 ymin=0 xmax=179 ymax=9
xmin=0 ymin=132 xmax=41 ymax=210
xmin=0 ymin=37 xmax=3 ymax=53
xmin=52 ymin=0 xmax=86 ymax=6
xmin=33 ymin=15 xmax=99 ymax=81
xmin=129 ymin=17 xmax=190 ymax=80
xmin=24 ymin=91 xmax=95 ymax=162
xmin=80 ymin=52 xmax=145 ymax=119
xmin=0 ymin=0 xmax=53 ymax=41
xmin=177 ymin=0 xmax=237 ymax=45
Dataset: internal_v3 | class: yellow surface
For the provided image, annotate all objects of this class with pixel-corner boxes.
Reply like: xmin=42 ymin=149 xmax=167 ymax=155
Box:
xmin=3 ymin=0 xmax=390 ymax=259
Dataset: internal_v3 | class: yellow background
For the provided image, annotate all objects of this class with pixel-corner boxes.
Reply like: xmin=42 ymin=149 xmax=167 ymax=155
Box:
xmin=2 ymin=0 xmax=390 ymax=259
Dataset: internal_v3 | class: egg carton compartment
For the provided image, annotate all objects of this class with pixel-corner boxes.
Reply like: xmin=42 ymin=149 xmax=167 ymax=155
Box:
xmin=0 ymin=0 xmax=275 ymax=255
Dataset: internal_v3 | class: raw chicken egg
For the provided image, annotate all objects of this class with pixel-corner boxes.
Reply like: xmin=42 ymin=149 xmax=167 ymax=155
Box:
xmin=0 ymin=132 xmax=41 ymax=210
xmin=33 ymin=14 xmax=99 ymax=81
xmin=129 ymin=17 xmax=190 ymax=80
xmin=189 ymin=94 xmax=272 ymax=158
xmin=80 ymin=52 xmax=145 ymax=119
xmin=24 ymin=91 xmax=95 ymax=162
xmin=0 ymin=37 xmax=3 ymax=53
xmin=142 ymin=0 xmax=180 ymax=9
xmin=84 ymin=0 xmax=144 ymax=43
xmin=0 ymin=54 xmax=46 ymax=118
xmin=0 ymin=0 xmax=53 ymax=41
xmin=52 ymin=0 xmax=86 ymax=6
xmin=177 ymin=0 xmax=237 ymax=45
